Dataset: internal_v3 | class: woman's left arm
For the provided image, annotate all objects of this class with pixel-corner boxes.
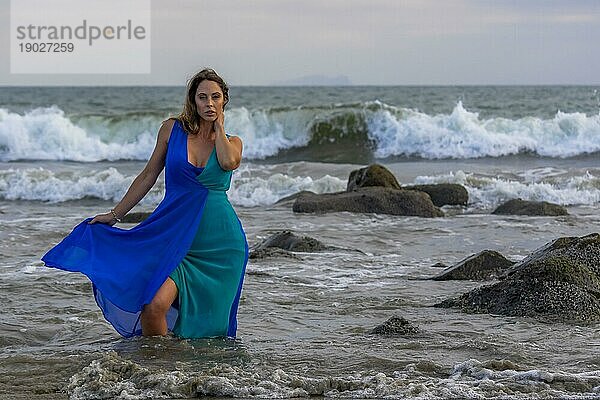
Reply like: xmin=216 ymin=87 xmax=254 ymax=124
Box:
xmin=213 ymin=110 xmax=243 ymax=171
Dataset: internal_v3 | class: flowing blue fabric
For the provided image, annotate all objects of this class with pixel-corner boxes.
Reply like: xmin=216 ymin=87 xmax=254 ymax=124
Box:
xmin=42 ymin=120 xmax=249 ymax=338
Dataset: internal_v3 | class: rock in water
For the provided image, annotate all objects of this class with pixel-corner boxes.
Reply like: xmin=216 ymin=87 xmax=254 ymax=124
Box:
xmin=254 ymin=230 xmax=329 ymax=252
xmin=370 ymin=316 xmax=420 ymax=336
xmin=347 ymin=164 xmax=468 ymax=207
xmin=431 ymin=250 xmax=515 ymax=281
xmin=347 ymin=164 xmax=401 ymax=191
xmin=492 ymin=199 xmax=568 ymax=216
xmin=403 ymin=184 xmax=469 ymax=207
xmin=274 ymin=190 xmax=317 ymax=206
xmin=249 ymin=247 xmax=302 ymax=260
xmin=250 ymin=230 xmax=331 ymax=259
xmin=435 ymin=233 xmax=600 ymax=322
xmin=293 ymin=187 xmax=444 ymax=217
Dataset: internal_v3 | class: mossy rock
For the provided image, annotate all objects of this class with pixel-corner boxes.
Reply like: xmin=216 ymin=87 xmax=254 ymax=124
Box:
xmin=370 ymin=316 xmax=420 ymax=336
xmin=347 ymin=164 xmax=401 ymax=191
xmin=431 ymin=250 xmax=515 ymax=281
xmin=435 ymin=233 xmax=600 ymax=322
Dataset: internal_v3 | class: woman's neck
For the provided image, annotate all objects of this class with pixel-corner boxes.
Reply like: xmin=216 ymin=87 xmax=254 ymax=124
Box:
xmin=194 ymin=120 xmax=214 ymax=138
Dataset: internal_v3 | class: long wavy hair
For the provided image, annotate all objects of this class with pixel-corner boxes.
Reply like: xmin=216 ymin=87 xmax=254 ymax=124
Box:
xmin=176 ymin=68 xmax=229 ymax=135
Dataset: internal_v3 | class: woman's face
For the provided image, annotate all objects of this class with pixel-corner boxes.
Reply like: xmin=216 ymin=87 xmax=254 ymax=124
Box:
xmin=195 ymin=80 xmax=224 ymax=121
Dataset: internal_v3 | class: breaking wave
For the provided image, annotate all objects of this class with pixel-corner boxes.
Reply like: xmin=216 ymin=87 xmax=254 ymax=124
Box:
xmin=2 ymin=102 xmax=599 ymax=162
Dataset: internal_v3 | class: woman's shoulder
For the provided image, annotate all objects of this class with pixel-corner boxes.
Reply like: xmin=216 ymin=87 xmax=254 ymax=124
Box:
xmin=159 ymin=118 xmax=178 ymax=144
xmin=225 ymin=132 xmax=242 ymax=142
xmin=161 ymin=117 xmax=177 ymax=130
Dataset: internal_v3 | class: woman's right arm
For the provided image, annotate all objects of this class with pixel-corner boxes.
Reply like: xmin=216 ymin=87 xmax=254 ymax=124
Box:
xmin=88 ymin=119 xmax=175 ymax=225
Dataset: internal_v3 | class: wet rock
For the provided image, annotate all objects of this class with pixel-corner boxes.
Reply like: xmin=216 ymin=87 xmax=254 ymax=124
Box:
xmin=121 ymin=212 xmax=151 ymax=223
xmin=346 ymin=164 xmax=467 ymax=207
xmin=293 ymin=187 xmax=444 ymax=217
xmin=431 ymin=250 xmax=515 ymax=281
xmin=274 ymin=190 xmax=317 ymax=206
xmin=347 ymin=164 xmax=401 ymax=191
xmin=250 ymin=230 xmax=335 ymax=259
xmin=249 ymin=247 xmax=302 ymax=260
xmin=435 ymin=233 xmax=600 ymax=322
xmin=403 ymin=184 xmax=469 ymax=207
xmin=370 ymin=316 xmax=420 ymax=336
xmin=253 ymin=230 xmax=330 ymax=252
xmin=492 ymin=199 xmax=568 ymax=216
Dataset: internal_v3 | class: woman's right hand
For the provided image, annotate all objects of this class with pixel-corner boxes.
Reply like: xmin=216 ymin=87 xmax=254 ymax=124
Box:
xmin=88 ymin=212 xmax=117 ymax=225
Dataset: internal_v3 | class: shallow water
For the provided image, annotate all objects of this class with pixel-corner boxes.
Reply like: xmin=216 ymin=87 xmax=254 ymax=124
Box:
xmin=1 ymin=86 xmax=600 ymax=398
xmin=1 ymin=177 xmax=600 ymax=398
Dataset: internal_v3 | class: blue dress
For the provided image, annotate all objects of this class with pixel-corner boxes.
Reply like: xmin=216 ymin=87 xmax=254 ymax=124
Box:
xmin=41 ymin=120 xmax=249 ymax=338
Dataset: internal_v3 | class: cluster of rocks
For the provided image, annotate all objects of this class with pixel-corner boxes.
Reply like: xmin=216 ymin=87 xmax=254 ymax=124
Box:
xmin=261 ymin=164 xmax=578 ymax=326
xmin=433 ymin=233 xmax=600 ymax=323
xmin=281 ymin=163 xmax=568 ymax=218
xmin=249 ymin=229 xmax=600 ymax=333
xmin=121 ymin=163 xmax=568 ymax=224
xmin=287 ymin=164 xmax=463 ymax=217
xmin=371 ymin=233 xmax=600 ymax=330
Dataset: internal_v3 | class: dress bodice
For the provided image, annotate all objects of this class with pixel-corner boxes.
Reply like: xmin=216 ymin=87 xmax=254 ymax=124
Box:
xmin=166 ymin=120 xmax=233 ymax=192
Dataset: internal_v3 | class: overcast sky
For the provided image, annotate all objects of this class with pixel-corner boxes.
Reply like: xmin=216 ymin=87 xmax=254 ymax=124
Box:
xmin=1 ymin=0 xmax=599 ymax=86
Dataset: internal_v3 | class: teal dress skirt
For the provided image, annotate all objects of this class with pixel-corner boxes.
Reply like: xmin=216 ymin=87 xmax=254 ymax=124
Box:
xmin=42 ymin=120 xmax=249 ymax=339
xmin=169 ymin=169 xmax=248 ymax=338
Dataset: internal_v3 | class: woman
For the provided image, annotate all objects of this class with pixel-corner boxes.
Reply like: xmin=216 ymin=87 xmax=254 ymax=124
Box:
xmin=42 ymin=68 xmax=249 ymax=339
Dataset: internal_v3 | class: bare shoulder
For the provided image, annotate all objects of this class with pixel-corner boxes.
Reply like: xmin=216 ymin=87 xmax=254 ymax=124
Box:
xmin=226 ymin=134 xmax=243 ymax=145
xmin=144 ymin=118 xmax=175 ymax=176
xmin=159 ymin=118 xmax=177 ymax=144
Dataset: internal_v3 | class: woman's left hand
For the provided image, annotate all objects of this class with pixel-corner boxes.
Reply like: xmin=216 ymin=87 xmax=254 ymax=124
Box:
xmin=88 ymin=212 xmax=118 ymax=225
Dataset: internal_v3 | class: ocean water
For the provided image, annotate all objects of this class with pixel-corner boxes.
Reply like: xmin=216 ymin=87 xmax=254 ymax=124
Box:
xmin=0 ymin=86 xmax=599 ymax=399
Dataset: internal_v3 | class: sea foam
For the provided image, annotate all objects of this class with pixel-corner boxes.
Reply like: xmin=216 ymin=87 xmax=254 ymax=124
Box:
xmin=368 ymin=101 xmax=600 ymax=159
xmin=1 ymin=165 xmax=598 ymax=209
xmin=227 ymin=165 xmax=346 ymax=207
xmin=414 ymin=169 xmax=600 ymax=208
xmin=0 ymin=167 xmax=163 ymax=204
xmin=0 ymin=166 xmax=347 ymax=206
xmin=68 ymin=352 xmax=600 ymax=400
